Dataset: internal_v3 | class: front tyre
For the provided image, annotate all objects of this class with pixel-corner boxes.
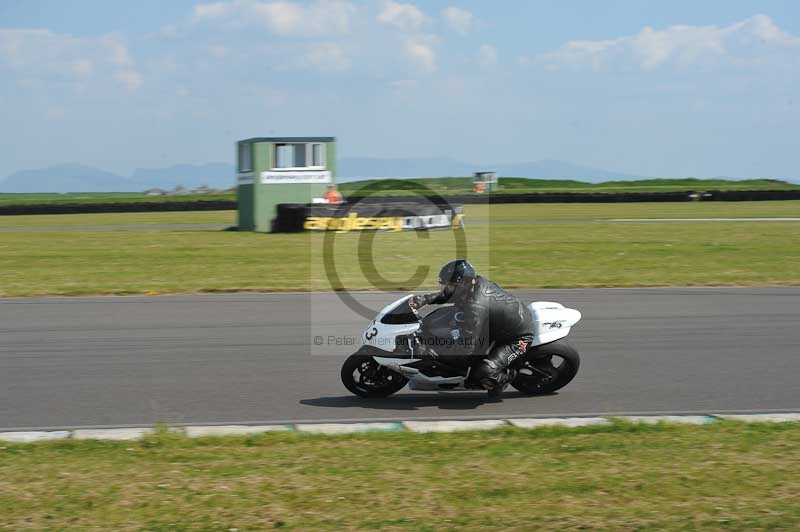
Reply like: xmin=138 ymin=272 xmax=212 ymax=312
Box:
xmin=511 ymin=339 xmax=580 ymax=396
xmin=341 ymin=354 xmax=408 ymax=398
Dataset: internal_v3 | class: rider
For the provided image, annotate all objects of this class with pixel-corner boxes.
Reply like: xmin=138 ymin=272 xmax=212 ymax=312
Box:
xmin=324 ymin=185 xmax=344 ymax=204
xmin=409 ymin=259 xmax=535 ymax=400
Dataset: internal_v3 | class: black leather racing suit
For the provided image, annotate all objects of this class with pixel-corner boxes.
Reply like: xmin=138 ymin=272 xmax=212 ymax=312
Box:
xmin=416 ymin=275 xmax=534 ymax=390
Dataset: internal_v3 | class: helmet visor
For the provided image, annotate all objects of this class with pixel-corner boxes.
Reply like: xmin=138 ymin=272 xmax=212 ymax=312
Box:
xmin=440 ymin=281 xmax=457 ymax=299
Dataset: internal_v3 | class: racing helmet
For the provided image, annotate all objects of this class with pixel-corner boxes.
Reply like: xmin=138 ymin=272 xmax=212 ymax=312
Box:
xmin=438 ymin=259 xmax=476 ymax=300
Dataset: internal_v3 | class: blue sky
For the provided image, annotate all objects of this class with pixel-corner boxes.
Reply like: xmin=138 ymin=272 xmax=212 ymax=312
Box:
xmin=1 ymin=0 xmax=798 ymax=179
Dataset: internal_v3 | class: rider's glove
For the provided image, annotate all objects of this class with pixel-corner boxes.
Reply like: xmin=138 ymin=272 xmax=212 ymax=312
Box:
xmin=410 ymin=292 xmax=443 ymax=310
xmin=409 ymin=295 xmax=426 ymax=311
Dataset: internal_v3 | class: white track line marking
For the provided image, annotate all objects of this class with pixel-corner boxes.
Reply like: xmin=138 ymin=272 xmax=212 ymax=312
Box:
xmin=607 ymin=218 xmax=800 ymax=222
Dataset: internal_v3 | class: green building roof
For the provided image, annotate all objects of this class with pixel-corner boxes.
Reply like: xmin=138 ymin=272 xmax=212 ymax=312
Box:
xmin=239 ymin=137 xmax=335 ymax=143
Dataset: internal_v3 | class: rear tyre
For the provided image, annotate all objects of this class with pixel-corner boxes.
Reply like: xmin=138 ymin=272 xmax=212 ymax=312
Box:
xmin=341 ymin=354 xmax=409 ymax=398
xmin=510 ymin=340 xmax=580 ymax=396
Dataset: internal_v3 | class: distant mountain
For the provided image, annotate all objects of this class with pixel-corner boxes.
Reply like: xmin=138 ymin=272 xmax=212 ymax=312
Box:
xmin=337 ymin=157 xmax=647 ymax=182
xmin=0 ymin=164 xmax=136 ymax=193
xmin=338 ymin=157 xmax=474 ymax=180
xmin=0 ymin=163 xmax=237 ymax=193
xmin=129 ymin=163 xmax=235 ymax=189
xmin=3 ymin=159 xmax=795 ymax=192
xmin=493 ymin=159 xmax=647 ymax=182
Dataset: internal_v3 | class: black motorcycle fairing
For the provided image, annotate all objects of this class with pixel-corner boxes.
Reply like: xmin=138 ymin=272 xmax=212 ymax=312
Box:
xmin=417 ymin=306 xmax=491 ymax=361
xmin=403 ymin=356 xmax=470 ymax=377
xmin=419 ymin=305 xmax=460 ymax=339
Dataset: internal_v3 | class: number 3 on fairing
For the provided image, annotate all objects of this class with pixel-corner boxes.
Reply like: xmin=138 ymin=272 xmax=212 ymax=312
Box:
xmin=365 ymin=322 xmax=378 ymax=341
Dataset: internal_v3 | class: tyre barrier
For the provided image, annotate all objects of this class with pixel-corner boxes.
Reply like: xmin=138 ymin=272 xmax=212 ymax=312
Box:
xmin=273 ymin=202 xmax=465 ymax=233
xmin=0 ymin=200 xmax=236 ymax=216
xmin=348 ymin=191 xmax=694 ymax=204
xmin=700 ymin=189 xmax=800 ymax=201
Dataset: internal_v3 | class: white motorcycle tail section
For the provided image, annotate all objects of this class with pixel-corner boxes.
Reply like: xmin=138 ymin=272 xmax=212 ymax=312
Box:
xmin=529 ymin=301 xmax=582 ymax=346
xmin=361 ymin=294 xmax=420 ymax=352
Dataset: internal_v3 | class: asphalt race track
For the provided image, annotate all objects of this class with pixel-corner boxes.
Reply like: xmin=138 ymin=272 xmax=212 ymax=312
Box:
xmin=1 ymin=288 xmax=799 ymax=430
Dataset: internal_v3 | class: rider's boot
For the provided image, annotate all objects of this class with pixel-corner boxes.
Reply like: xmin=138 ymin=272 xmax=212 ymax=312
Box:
xmin=483 ymin=368 xmax=517 ymax=401
xmin=485 ymin=382 xmax=505 ymax=401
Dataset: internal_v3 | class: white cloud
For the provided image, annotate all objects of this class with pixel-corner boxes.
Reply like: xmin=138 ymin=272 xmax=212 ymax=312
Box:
xmin=71 ymin=59 xmax=94 ymax=77
xmin=0 ymin=29 xmax=143 ymax=91
xmin=543 ymin=38 xmax=621 ymax=71
xmin=539 ymin=14 xmax=800 ymax=71
xmin=208 ymin=44 xmax=229 ymax=59
xmin=115 ymin=69 xmax=143 ymax=91
xmin=441 ymin=6 xmax=473 ymax=35
xmin=304 ymin=42 xmax=350 ymax=71
xmin=193 ymin=2 xmax=232 ymax=20
xmin=389 ymin=79 xmax=418 ymax=90
xmin=158 ymin=24 xmax=180 ymax=39
xmin=253 ymin=2 xmax=302 ymax=34
xmin=378 ymin=1 xmax=427 ymax=33
xmin=404 ymin=38 xmax=436 ymax=72
xmin=477 ymin=44 xmax=497 ymax=68
xmin=102 ymin=35 xmax=135 ymax=67
xmin=193 ymin=0 xmax=356 ymax=36
xmin=45 ymin=107 xmax=66 ymax=120
xmin=740 ymin=13 xmax=800 ymax=46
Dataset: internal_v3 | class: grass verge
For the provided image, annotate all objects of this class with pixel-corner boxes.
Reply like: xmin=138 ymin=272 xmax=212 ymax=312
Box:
xmin=1 ymin=202 xmax=799 ymax=296
xmin=0 ymin=421 xmax=798 ymax=531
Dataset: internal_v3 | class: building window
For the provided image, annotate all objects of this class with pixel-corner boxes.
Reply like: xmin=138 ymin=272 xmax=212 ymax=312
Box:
xmin=272 ymin=143 xmax=326 ymax=170
xmin=293 ymin=143 xmax=307 ymax=168
xmin=238 ymin=143 xmax=253 ymax=172
xmin=311 ymin=143 xmax=325 ymax=167
xmin=275 ymin=144 xmax=294 ymax=168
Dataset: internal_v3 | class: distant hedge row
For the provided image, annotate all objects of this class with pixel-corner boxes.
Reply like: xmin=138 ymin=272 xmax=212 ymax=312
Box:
xmin=2 ymin=189 xmax=800 ymax=215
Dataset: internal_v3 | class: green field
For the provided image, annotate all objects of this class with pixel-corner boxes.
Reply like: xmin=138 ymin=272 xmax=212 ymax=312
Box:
xmin=0 ymin=421 xmax=797 ymax=531
xmin=1 ymin=202 xmax=799 ymax=296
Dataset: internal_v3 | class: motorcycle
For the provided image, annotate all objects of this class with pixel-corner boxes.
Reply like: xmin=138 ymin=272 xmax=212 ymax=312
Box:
xmin=340 ymin=294 xmax=582 ymax=398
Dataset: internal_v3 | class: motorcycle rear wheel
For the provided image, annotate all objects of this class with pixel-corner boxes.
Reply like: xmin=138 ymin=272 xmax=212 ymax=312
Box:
xmin=341 ymin=354 xmax=409 ymax=398
xmin=511 ymin=339 xmax=580 ymax=395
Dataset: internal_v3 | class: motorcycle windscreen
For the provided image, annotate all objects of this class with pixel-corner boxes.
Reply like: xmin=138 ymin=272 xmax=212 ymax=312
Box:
xmin=381 ymin=299 xmax=418 ymax=325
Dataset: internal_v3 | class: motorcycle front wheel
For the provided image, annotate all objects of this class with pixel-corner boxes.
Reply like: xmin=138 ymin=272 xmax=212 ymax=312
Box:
xmin=341 ymin=354 xmax=409 ymax=398
xmin=511 ymin=339 xmax=580 ymax=395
